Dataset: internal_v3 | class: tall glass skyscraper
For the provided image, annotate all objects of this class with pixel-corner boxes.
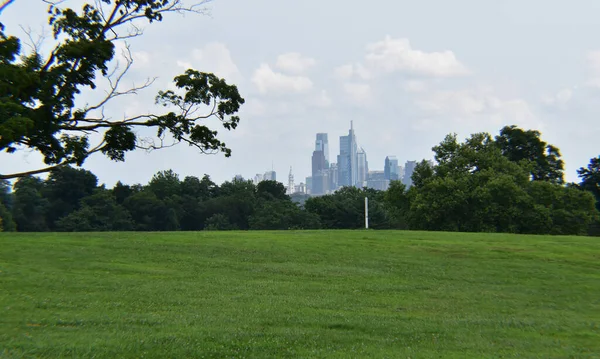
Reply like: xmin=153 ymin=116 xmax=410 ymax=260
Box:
xmin=384 ymin=156 xmax=400 ymax=181
xmin=337 ymin=121 xmax=358 ymax=187
xmin=315 ymin=133 xmax=329 ymax=167
xmin=357 ymin=147 xmax=368 ymax=187
xmin=403 ymin=160 xmax=417 ymax=187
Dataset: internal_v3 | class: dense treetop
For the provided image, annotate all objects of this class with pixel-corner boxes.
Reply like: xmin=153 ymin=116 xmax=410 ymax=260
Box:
xmin=1 ymin=126 xmax=598 ymax=236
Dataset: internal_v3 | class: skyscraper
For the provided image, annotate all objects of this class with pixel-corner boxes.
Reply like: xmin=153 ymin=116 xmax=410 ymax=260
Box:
xmin=263 ymin=170 xmax=276 ymax=181
xmin=328 ymin=162 xmax=338 ymax=192
xmin=315 ymin=133 xmax=329 ymax=167
xmin=311 ymin=150 xmax=328 ymax=195
xmin=337 ymin=121 xmax=358 ymax=187
xmin=311 ymin=133 xmax=330 ymax=195
xmin=357 ymin=147 xmax=368 ymax=187
xmin=288 ymin=167 xmax=295 ymax=194
xmin=403 ymin=160 xmax=417 ymax=187
xmin=385 ymin=156 xmax=400 ymax=181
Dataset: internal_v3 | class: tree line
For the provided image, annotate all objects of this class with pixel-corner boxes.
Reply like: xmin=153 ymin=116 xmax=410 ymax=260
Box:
xmin=1 ymin=126 xmax=599 ymax=236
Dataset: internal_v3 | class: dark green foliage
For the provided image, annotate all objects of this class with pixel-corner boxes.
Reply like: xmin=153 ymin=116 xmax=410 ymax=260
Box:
xmin=406 ymin=128 xmax=596 ymax=234
xmin=249 ymin=199 xmax=321 ymax=230
xmin=4 ymin=126 xmax=598 ymax=236
xmin=0 ymin=202 xmax=15 ymax=231
xmin=0 ymin=1 xmax=244 ymax=180
xmin=305 ymin=186 xmax=389 ymax=229
xmin=43 ymin=166 xmax=98 ymax=229
xmin=0 ymin=179 xmax=15 ymax=231
xmin=122 ymin=190 xmax=178 ymax=231
xmin=204 ymin=213 xmax=237 ymax=231
xmin=55 ymin=189 xmax=133 ymax=232
xmin=256 ymin=180 xmax=288 ymax=201
xmin=11 ymin=176 xmax=49 ymax=231
xmin=410 ymin=160 xmax=434 ymax=189
xmin=577 ymin=155 xmax=600 ymax=211
xmin=495 ymin=125 xmax=565 ymax=183
xmin=147 ymin=169 xmax=181 ymax=200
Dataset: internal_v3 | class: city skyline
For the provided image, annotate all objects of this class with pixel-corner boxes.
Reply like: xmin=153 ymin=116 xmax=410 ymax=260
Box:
xmin=241 ymin=122 xmax=422 ymax=196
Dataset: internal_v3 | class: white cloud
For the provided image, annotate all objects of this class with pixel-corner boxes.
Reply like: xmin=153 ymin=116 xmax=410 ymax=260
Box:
xmin=343 ymin=82 xmax=373 ymax=107
xmin=315 ymin=90 xmax=333 ymax=108
xmin=403 ymin=80 xmax=428 ymax=93
xmin=364 ymin=36 xmax=469 ymax=77
xmin=333 ymin=64 xmax=354 ymax=80
xmin=542 ymin=87 xmax=574 ymax=110
xmin=252 ymin=63 xmax=313 ymax=94
xmin=275 ymin=52 xmax=316 ymax=74
xmin=187 ymin=42 xmax=241 ymax=83
xmin=333 ymin=36 xmax=468 ymax=82
xmin=416 ymin=88 xmax=540 ymax=131
xmin=585 ymin=51 xmax=600 ymax=88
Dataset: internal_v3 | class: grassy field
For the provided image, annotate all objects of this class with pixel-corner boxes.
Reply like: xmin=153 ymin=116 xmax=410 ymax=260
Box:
xmin=0 ymin=230 xmax=599 ymax=358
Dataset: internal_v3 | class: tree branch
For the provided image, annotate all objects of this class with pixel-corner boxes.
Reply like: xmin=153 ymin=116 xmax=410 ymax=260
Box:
xmin=0 ymin=0 xmax=15 ymax=14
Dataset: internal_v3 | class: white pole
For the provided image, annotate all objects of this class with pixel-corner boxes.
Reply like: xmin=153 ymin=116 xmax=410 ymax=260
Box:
xmin=365 ymin=196 xmax=369 ymax=229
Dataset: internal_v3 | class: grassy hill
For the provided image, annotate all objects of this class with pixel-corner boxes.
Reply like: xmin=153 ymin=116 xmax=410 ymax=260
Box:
xmin=1 ymin=230 xmax=599 ymax=358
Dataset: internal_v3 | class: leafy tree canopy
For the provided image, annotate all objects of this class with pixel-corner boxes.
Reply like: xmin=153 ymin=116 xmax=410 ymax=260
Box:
xmin=0 ymin=0 xmax=244 ymax=180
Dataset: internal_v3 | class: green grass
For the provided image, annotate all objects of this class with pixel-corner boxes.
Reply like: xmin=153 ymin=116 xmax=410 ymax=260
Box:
xmin=1 ymin=230 xmax=599 ymax=358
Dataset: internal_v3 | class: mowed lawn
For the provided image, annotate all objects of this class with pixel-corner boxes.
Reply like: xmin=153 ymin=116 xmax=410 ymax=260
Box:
xmin=0 ymin=231 xmax=599 ymax=358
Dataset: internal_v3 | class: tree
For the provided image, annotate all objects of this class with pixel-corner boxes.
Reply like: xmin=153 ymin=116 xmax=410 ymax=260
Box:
xmin=495 ymin=125 xmax=564 ymax=183
xmin=43 ymin=166 xmax=98 ymax=228
xmin=383 ymin=181 xmax=410 ymax=229
xmin=0 ymin=179 xmax=12 ymax=208
xmin=256 ymin=180 xmax=288 ymax=201
xmin=577 ymin=155 xmax=600 ymax=211
xmin=147 ymin=169 xmax=181 ymax=200
xmin=55 ymin=188 xmax=133 ymax=231
xmin=11 ymin=176 xmax=49 ymax=231
xmin=0 ymin=179 xmax=16 ymax=231
xmin=123 ymin=190 xmax=178 ymax=231
xmin=0 ymin=202 xmax=15 ymax=231
xmin=410 ymin=160 xmax=434 ymax=189
xmin=0 ymin=0 xmax=244 ymax=180
xmin=305 ymin=186 xmax=388 ymax=229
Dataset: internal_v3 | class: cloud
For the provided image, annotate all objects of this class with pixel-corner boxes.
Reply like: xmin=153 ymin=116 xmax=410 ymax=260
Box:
xmin=541 ymin=87 xmax=574 ymax=110
xmin=181 ymin=42 xmax=241 ymax=83
xmin=252 ymin=63 xmax=313 ymax=94
xmin=315 ymin=90 xmax=333 ymax=108
xmin=275 ymin=52 xmax=316 ymax=74
xmin=403 ymin=80 xmax=428 ymax=93
xmin=416 ymin=88 xmax=540 ymax=131
xmin=365 ymin=36 xmax=469 ymax=77
xmin=585 ymin=51 xmax=600 ymax=88
xmin=333 ymin=64 xmax=354 ymax=80
xmin=342 ymin=82 xmax=373 ymax=107
xmin=334 ymin=35 xmax=469 ymax=81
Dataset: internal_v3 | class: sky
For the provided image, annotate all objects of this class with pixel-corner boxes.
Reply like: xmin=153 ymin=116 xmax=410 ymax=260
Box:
xmin=2 ymin=0 xmax=600 ymax=187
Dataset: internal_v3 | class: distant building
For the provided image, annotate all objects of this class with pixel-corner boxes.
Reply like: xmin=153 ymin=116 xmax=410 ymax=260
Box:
xmin=397 ymin=165 xmax=405 ymax=180
xmin=357 ymin=147 xmax=368 ymax=188
xmin=264 ymin=170 xmax=276 ymax=181
xmin=295 ymin=182 xmax=306 ymax=194
xmin=367 ymin=170 xmax=389 ymax=191
xmin=338 ymin=121 xmax=358 ymax=187
xmin=403 ymin=160 xmax=417 ymax=187
xmin=312 ymin=150 xmax=328 ymax=195
xmin=253 ymin=173 xmax=263 ymax=185
xmin=328 ymin=163 xmax=338 ymax=192
xmin=315 ymin=133 xmax=329 ymax=167
xmin=305 ymin=176 xmax=312 ymax=194
xmin=384 ymin=156 xmax=400 ymax=181
xmin=287 ymin=167 xmax=294 ymax=194
xmin=233 ymin=174 xmax=244 ymax=181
